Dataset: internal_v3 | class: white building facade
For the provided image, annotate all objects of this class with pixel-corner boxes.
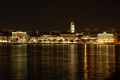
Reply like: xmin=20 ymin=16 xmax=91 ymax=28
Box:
xmin=97 ymin=32 xmax=114 ymax=44
xmin=12 ymin=31 xmax=27 ymax=43
xmin=70 ymin=22 xmax=75 ymax=33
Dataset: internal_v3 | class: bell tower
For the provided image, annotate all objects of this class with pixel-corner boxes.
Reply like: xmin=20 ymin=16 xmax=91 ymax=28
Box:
xmin=70 ymin=22 xmax=75 ymax=33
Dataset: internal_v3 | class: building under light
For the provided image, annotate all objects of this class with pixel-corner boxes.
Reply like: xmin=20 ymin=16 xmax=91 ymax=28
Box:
xmin=97 ymin=32 xmax=114 ymax=44
xmin=70 ymin=22 xmax=75 ymax=33
xmin=12 ymin=31 xmax=27 ymax=43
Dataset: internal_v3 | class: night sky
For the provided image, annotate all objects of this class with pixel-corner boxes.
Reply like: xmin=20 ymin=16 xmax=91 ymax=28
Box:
xmin=0 ymin=0 xmax=120 ymax=32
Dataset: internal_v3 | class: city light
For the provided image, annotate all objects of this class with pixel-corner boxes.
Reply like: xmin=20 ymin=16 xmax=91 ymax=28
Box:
xmin=0 ymin=22 xmax=119 ymax=44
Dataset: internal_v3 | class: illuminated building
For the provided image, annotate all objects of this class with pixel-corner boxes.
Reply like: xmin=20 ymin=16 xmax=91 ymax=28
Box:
xmin=97 ymin=32 xmax=114 ymax=44
xmin=12 ymin=31 xmax=27 ymax=43
xmin=70 ymin=22 xmax=75 ymax=33
xmin=37 ymin=22 xmax=78 ymax=43
xmin=59 ymin=33 xmax=78 ymax=43
xmin=0 ymin=32 xmax=11 ymax=43
xmin=38 ymin=34 xmax=58 ymax=43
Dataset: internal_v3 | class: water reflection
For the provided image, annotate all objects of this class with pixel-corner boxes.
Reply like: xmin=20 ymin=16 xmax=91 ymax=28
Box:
xmin=11 ymin=44 xmax=27 ymax=80
xmin=27 ymin=44 xmax=78 ymax=80
xmin=0 ymin=44 xmax=11 ymax=80
xmin=69 ymin=44 xmax=78 ymax=80
xmin=0 ymin=44 xmax=119 ymax=80
xmin=85 ymin=44 xmax=115 ymax=80
xmin=115 ymin=45 xmax=120 ymax=71
xmin=84 ymin=44 xmax=88 ymax=80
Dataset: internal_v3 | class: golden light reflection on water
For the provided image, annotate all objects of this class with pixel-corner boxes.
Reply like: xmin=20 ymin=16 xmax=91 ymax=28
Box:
xmin=69 ymin=44 xmax=78 ymax=80
xmin=39 ymin=44 xmax=116 ymax=80
xmin=11 ymin=44 xmax=27 ymax=80
xmin=106 ymin=45 xmax=109 ymax=75
xmin=0 ymin=44 xmax=115 ymax=80
xmin=37 ymin=44 xmax=79 ymax=80
xmin=87 ymin=44 xmax=115 ymax=79
xmin=89 ymin=44 xmax=95 ymax=79
xmin=84 ymin=44 xmax=88 ymax=80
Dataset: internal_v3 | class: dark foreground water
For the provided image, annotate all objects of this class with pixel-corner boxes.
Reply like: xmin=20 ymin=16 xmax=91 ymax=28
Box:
xmin=0 ymin=43 xmax=120 ymax=80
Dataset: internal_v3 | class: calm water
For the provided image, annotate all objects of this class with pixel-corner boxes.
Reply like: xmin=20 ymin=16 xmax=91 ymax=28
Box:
xmin=0 ymin=43 xmax=120 ymax=80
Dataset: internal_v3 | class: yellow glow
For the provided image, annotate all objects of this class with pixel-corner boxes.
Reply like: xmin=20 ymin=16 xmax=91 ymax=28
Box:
xmin=106 ymin=45 xmax=109 ymax=74
xmin=84 ymin=44 xmax=88 ymax=80
xmin=69 ymin=44 xmax=77 ymax=80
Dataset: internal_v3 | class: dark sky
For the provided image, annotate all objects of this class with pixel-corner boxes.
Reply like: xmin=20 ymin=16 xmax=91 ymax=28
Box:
xmin=0 ymin=0 xmax=120 ymax=32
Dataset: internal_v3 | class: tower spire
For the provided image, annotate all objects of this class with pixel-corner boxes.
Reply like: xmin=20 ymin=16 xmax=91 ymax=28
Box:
xmin=70 ymin=22 xmax=75 ymax=33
